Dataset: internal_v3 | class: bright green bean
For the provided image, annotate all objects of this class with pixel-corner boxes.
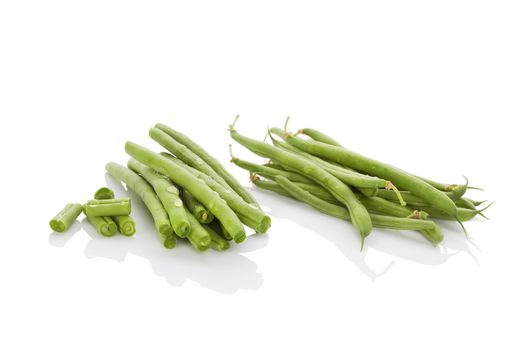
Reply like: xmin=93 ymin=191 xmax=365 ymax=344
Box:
xmin=229 ymin=120 xmax=372 ymax=241
xmin=124 ymin=142 xmax=246 ymax=243
xmin=273 ymin=176 xmax=443 ymax=245
xmin=127 ymin=159 xmax=190 ymax=238
xmin=281 ymin=133 xmax=458 ymax=218
xmin=180 ymin=188 xmax=214 ymax=224
xmin=155 ymin=123 xmax=260 ymax=208
xmin=105 ymin=162 xmax=174 ymax=244
xmin=49 ymin=203 xmax=83 ymax=232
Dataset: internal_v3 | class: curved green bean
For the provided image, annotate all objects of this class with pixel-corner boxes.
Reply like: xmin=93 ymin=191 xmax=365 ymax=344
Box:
xmin=155 ymin=123 xmax=260 ymax=208
xmin=124 ymin=142 xmax=246 ymax=243
xmin=127 ymin=159 xmax=190 ymax=238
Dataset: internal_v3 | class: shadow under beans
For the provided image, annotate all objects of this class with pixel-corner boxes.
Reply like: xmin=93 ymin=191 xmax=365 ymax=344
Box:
xmin=252 ymin=188 xmax=480 ymax=280
xmin=48 ymin=173 xmax=268 ymax=295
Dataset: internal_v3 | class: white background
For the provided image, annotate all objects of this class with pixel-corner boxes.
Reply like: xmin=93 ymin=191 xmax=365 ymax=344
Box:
xmin=1 ymin=1 xmax=524 ymax=349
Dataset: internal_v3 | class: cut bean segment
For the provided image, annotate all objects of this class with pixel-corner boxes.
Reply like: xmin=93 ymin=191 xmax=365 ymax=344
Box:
xmin=49 ymin=203 xmax=83 ymax=232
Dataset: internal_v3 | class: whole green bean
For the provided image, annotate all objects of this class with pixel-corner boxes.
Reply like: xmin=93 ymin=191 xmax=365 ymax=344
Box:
xmin=281 ymin=133 xmax=458 ymax=218
xmin=229 ymin=119 xmax=372 ymax=241
xmin=124 ymin=142 xmax=246 ymax=243
xmin=49 ymin=203 xmax=83 ymax=232
xmin=155 ymin=123 xmax=260 ymax=208
xmin=105 ymin=162 xmax=174 ymax=244
xmin=127 ymin=159 xmax=190 ymax=238
xmin=273 ymin=176 xmax=443 ymax=245
xmin=180 ymin=188 xmax=214 ymax=224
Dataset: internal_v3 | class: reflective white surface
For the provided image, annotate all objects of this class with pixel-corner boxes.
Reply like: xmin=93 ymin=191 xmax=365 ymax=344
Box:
xmin=1 ymin=1 xmax=524 ymax=349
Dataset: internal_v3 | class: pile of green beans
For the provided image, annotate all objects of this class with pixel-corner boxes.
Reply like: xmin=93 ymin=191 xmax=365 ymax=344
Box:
xmin=230 ymin=116 xmax=491 ymax=248
xmin=103 ymin=124 xmax=270 ymax=251
xmin=50 ymin=123 xmax=270 ymax=253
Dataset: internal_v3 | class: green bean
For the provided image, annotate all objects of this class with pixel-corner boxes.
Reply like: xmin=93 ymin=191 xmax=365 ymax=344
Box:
xmin=229 ymin=119 xmax=372 ymax=242
xmin=180 ymin=188 xmax=214 ymax=224
xmin=124 ymin=142 xmax=246 ymax=243
xmin=105 ymin=162 xmax=174 ymax=246
xmin=155 ymin=123 xmax=260 ymax=208
xmin=84 ymin=210 xmax=117 ymax=237
xmin=162 ymin=153 xmax=271 ymax=234
xmin=281 ymin=133 xmax=458 ymax=218
xmin=127 ymin=159 xmax=190 ymax=238
xmin=377 ymin=189 xmax=480 ymax=210
xmin=92 ymin=187 xmax=136 ymax=236
xmin=273 ymin=176 xmax=443 ymax=245
xmin=453 ymin=197 xmax=477 ymax=210
xmin=416 ymin=176 xmax=472 ymax=200
xmin=94 ymin=187 xmax=114 ymax=200
xmin=416 ymin=202 xmax=493 ymax=222
xmin=230 ymin=148 xmax=313 ymax=184
xmin=112 ymin=215 xmax=136 ymax=236
xmin=185 ymin=208 xmax=211 ymax=251
xmin=203 ymin=224 xmax=230 ymax=251
xmin=49 ymin=203 xmax=83 ymax=232
xmin=358 ymin=196 xmax=429 ymax=220
xmin=149 ymin=127 xmax=234 ymax=195
xmin=84 ymin=198 xmax=131 ymax=217
xmin=251 ymin=175 xmax=341 ymax=205
xmin=298 ymin=127 xmax=342 ymax=146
